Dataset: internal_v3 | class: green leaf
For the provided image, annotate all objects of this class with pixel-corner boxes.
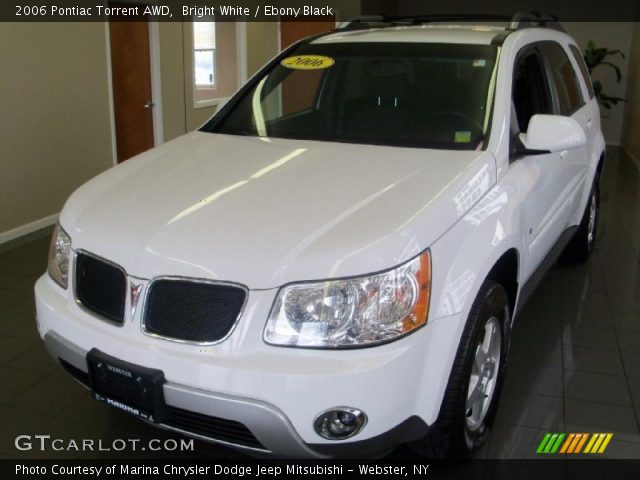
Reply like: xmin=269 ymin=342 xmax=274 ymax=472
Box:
xmin=593 ymin=80 xmax=603 ymax=95
xmin=583 ymin=41 xmax=626 ymax=109
xmin=599 ymin=61 xmax=622 ymax=82
xmin=605 ymin=49 xmax=626 ymax=59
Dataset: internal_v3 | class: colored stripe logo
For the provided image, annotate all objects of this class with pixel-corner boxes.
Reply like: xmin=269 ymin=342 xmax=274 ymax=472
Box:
xmin=537 ymin=433 xmax=613 ymax=454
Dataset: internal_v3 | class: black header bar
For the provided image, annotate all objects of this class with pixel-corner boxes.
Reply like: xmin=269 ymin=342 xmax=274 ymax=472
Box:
xmin=1 ymin=0 xmax=639 ymax=22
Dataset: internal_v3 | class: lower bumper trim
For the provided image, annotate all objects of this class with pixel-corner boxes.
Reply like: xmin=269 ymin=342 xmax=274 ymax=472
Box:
xmin=44 ymin=330 xmax=429 ymax=458
xmin=307 ymin=415 xmax=429 ymax=457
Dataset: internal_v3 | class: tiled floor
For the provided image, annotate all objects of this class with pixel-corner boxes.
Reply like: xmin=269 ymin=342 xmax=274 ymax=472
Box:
xmin=0 ymin=148 xmax=639 ymax=461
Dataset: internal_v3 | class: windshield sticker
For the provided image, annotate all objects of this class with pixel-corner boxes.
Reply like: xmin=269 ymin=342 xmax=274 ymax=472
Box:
xmin=281 ymin=55 xmax=335 ymax=70
xmin=455 ymin=131 xmax=472 ymax=143
xmin=472 ymin=59 xmax=487 ymax=67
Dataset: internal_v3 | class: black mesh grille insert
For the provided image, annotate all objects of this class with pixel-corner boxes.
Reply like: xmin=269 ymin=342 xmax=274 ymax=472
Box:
xmin=144 ymin=280 xmax=246 ymax=343
xmin=75 ymin=252 xmax=126 ymax=324
xmin=164 ymin=406 xmax=265 ymax=450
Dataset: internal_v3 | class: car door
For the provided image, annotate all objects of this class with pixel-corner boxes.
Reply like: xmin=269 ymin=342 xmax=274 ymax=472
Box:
xmin=511 ymin=45 xmax=579 ymax=281
xmin=539 ymin=41 xmax=591 ymax=216
xmin=568 ymin=43 xmax=600 ymax=178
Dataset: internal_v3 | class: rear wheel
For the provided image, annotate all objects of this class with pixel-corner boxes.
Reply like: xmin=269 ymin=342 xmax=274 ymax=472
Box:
xmin=562 ymin=183 xmax=599 ymax=263
xmin=411 ymin=280 xmax=510 ymax=458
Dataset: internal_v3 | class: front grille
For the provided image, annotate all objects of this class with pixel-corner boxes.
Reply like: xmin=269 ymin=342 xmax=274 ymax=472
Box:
xmin=75 ymin=252 xmax=127 ymax=324
xmin=143 ymin=279 xmax=246 ymax=343
xmin=164 ymin=406 xmax=266 ymax=450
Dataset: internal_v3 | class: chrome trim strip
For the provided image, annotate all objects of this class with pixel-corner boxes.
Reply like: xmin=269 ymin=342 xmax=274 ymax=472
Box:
xmin=156 ymin=422 xmax=270 ymax=453
xmin=140 ymin=275 xmax=249 ymax=346
xmin=73 ymin=249 xmax=128 ymax=328
xmin=129 ymin=281 xmax=144 ymax=322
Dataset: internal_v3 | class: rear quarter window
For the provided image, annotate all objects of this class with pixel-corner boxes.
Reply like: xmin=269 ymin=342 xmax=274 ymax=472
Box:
xmin=569 ymin=44 xmax=595 ymax=100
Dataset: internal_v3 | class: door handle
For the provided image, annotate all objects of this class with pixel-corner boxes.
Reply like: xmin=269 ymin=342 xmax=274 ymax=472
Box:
xmin=586 ymin=117 xmax=592 ymax=129
xmin=144 ymin=101 xmax=155 ymax=109
xmin=560 ymin=150 xmax=569 ymax=159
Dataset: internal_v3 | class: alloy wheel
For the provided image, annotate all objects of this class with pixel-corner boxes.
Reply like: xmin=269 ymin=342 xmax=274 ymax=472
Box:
xmin=465 ymin=316 xmax=502 ymax=431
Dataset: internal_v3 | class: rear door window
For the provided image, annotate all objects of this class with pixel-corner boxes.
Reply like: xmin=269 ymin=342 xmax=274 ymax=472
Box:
xmin=540 ymin=42 xmax=584 ymax=115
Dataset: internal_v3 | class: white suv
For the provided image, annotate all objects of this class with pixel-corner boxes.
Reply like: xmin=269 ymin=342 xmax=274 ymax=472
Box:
xmin=36 ymin=14 xmax=604 ymax=458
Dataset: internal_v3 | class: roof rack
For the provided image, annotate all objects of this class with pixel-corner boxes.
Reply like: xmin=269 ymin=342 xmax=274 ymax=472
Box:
xmin=508 ymin=12 xmax=564 ymax=32
xmin=337 ymin=11 xmax=564 ymax=32
xmin=336 ymin=15 xmax=389 ymax=30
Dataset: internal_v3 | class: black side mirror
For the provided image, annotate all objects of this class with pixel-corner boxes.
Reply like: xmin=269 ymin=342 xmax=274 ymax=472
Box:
xmin=510 ymin=133 xmax=550 ymax=160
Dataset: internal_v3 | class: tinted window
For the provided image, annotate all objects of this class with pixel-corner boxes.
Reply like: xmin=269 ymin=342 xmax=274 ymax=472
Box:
xmin=512 ymin=51 xmax=553 ymax=132
xmin=541 ymin=43 xmax=584 ymax=115
xmin=569 ymin=44 xmax=595 ymax=99
xmin=205 ymin=43 xmax=499 ymax=150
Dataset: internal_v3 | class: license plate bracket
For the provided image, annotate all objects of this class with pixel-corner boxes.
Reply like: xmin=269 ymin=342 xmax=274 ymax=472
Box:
xmin=87 ymin=348 xmax=167 ymax=423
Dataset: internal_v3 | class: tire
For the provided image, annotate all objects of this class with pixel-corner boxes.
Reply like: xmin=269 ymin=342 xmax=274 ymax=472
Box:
xmin=411 ymin=280 xmax=510 ymax=459
xmin=562 ymin=183 xmax=599 ymax=263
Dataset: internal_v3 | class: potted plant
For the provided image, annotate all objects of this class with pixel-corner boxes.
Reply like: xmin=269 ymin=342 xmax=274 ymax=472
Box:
xmin=583 ymin=40 xmax=626 ymax=110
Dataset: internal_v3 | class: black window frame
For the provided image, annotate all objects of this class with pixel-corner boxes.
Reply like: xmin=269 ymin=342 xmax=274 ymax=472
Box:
xmin=538 ymin=41 xmax=586 ymax=117
xmin=509 ymin=43 xmax=556 ymax=161
xmin=510 ymin=44 xmax=555 ymax=131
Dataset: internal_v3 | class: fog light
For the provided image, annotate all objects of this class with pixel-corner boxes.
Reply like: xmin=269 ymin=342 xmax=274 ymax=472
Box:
xmin=314 ymin=407 xmax=367 ymax=440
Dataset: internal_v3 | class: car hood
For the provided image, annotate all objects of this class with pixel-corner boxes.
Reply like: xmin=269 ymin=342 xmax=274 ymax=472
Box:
xmin=62 ymin=132 xmax=496 ymax=289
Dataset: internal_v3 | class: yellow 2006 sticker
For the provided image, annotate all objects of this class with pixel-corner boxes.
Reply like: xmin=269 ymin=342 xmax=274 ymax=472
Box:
xmin=281 ymin=55 xmax=335 ymax=70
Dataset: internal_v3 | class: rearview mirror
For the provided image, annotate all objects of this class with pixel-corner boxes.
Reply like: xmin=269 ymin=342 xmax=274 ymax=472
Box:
xmin=519 ymin=114 xmax=586 ymax=153
xmin=520 ymin=114 xmax=587 ymax=152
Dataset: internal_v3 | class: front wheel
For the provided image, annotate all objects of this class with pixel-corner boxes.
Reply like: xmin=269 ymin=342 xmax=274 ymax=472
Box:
xmin=411 ymin=280 xmax=510 ymax=458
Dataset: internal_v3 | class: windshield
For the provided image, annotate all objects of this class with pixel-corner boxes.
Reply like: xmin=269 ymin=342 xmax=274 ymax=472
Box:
xmin=204 ymin=42 xmax=499 ymax=150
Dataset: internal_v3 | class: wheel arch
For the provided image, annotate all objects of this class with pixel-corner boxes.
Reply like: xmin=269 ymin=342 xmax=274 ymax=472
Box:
xmin=595 ymin=150 xmax=606 ymax=184
xmin=570 ymin=145 xmax=606 ymax=228
xmin=418 ymin=185 xmax=526 ymax=428
xmin=485 ymin=248 xmax=520 ymax=321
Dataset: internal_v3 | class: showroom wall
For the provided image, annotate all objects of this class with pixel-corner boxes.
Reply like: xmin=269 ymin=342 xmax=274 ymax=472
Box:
xmin=564 ymin=22 xmax=634 ymax=146
xmin=1 ymin=3 xmax=364 ymax=241
xmin=159 ymin=22 xmax=187 ymax=141
xmin=157 ymin=22 xmax=282 ymax=138
xmin=0 ymin=22 xmax=114 ymax=240
xmin=622 ymin=22 xmax=640 ymax=163
xmin=0 ymin=21 xmax=286 ymax=240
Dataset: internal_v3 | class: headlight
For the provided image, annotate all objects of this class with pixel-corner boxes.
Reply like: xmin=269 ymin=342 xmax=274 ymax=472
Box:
xmin=48 ymin=223 xmax=71 ymax=289
xmin=264 ymin=251 xmax=431 ymax=348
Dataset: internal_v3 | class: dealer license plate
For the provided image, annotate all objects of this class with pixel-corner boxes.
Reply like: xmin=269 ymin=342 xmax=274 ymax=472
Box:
xmin=86 ymin=349 xmax=167 ymax=423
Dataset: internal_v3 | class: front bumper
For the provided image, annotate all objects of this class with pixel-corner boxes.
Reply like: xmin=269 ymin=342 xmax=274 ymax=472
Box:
xmin=43 ymin=330 xmax=320 ymax=456
xmin=35 ymin=274 xmax=465 ymax=457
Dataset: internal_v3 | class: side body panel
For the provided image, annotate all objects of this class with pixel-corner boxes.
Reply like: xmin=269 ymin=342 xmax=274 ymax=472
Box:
xmin=487 ymin=29 xmax=605 ymax=289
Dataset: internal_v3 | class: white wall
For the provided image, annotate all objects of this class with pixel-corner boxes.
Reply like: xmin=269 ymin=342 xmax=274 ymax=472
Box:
xmin=0 ymin=23 xmax=115 ymax=241
xmin=622 ymin=22 xmax=640 ymax=162
xmin=563 ymin=22 xmax=634 ymax=145
xmin=0 ymin=22 xmax=281 ymax=242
